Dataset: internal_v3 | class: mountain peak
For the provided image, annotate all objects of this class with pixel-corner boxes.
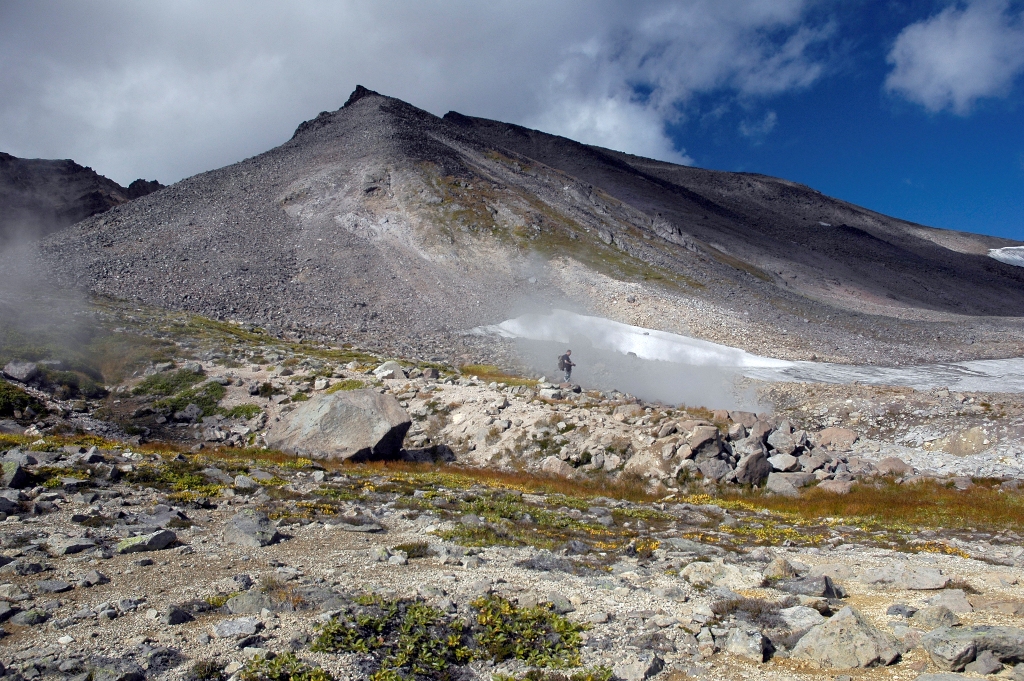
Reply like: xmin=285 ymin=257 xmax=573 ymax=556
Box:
xmin=344 ymin=85 xmax=381 ymax=107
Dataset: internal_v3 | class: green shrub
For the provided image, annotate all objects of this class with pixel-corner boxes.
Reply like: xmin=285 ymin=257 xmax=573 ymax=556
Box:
xmin=187 ymin=659 xmax=227 ymax=681
xmin=311 ymin=593 xmax=588 ymax=679
xmin=155 ymin=381 xmax=226 ymax=416
xmin=325 ymin=379 xmax=364 ymax=394
xmin=221 ymin=403 xmax=263 ymax=419
xmin=391 ymin=541 xmax=430 ymax=559
xmin=0 ymin=381 xmax=44 ymax=418
xmin=239 ymin=653 xmax=332 ymax=681
xmin=133 ymin=368 xmax=204 ymax=396
xmin=313 ymin=595 xmax=472 ymax=680
xmin=472 ymin=595 xmax=586 ymax=668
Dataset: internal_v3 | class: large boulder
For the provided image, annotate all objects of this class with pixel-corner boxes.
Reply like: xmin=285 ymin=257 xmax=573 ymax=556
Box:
xmin=265 ymin=389 xmax=411 ymax=461
xmin=2 ymin=361 xmax=39 ymax=383
xmin=815 ymin=427 xmax=859 ymax=450
xmin=734 ymin=451 xmax=771 ymax=485
xmin=921 ymin=625 xmax=1024 ymax=671
xmin=791 ymin=606 xmax=900 ymax=669
xmin=224 ymin=509 xmax=280 ymax=547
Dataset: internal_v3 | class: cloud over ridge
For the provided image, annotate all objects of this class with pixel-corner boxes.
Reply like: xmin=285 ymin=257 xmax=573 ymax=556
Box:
xmin=885 ymin=0 xmax=1024 ymax=114
xmin=0 ymin=0 xmax=830 ymax=184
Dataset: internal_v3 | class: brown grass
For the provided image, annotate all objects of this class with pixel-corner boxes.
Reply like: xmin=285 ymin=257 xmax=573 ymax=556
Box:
xmin=338 ymin=460 xmax=657 ymax=503
xmin=721 ymin=478 xmax=1024 ymax=533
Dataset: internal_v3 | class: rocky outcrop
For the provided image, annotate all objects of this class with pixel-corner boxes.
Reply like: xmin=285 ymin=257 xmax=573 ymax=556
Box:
xmin=790 ymin=606 xmax=900 ymax=668
xmin=265 ymin=389 xmax=411 ymax=461
xmin=0 ymin=152 xmax=162 ymax=245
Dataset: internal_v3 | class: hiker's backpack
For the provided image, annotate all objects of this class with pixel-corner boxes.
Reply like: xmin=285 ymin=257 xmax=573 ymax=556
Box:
xmin=557 ymin=355 xmax=566 ymax=370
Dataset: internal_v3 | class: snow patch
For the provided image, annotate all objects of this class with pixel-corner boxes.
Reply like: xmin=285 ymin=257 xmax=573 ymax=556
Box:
xmin=988 ymin=246 xmax=1024 ymax=268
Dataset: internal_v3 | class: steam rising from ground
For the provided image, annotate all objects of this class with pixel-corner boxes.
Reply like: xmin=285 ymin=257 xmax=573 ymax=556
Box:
xmin=474 ymin=310 xmax=779 ymax=410
xmin=474 ymin=310 xmax=1024 ymax=405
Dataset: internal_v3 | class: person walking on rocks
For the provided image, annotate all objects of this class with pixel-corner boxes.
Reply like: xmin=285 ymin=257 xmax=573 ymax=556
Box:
xmin=558 ymin=350 xmax=575 ymax=383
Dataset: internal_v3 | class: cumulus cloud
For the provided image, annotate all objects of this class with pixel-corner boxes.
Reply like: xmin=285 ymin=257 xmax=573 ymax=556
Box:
xmin=0 ymin=1 xmax=829 ymax=184
xmin=885 ymin=0 xmax=1024 ymax=114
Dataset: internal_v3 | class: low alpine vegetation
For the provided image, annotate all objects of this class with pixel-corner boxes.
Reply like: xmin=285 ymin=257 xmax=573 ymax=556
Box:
xmin=311 ymin=593 xmax=588 ymax=680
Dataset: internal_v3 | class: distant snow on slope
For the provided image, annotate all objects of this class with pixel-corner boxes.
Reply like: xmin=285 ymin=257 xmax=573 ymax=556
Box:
xmin=478 ymin=310 xmax=1024 ymax=397
xmin=988 ymin=246 xmax=1024 ymax=267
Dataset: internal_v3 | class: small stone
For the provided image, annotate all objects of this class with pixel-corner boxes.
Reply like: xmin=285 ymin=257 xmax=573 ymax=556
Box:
xmin=777 ymin=575 xmax=846 ymax=599
xmin=115 ymin=529 xmax=176 ymax=554
xmin=613 ymin=651 xmax=664 ymax=681
xmin=912 ymin=605 xmax=960 ymax=629
xmin=162 ymin=606 xmax=194 ymax=625
xmin=212 ymin=617 xmax=263 ymax=638
xmin=964 ymin=649 xmax=1002 ymax=675
xmin=763 ymin=557 xmax=798 ymax=580
xmin=9 ymin=608 xmax=48 ymax=625
xmin=887 ymin=604 xmax=917 ymax=618
xmin=545 ymin=591 xmax=574 ymax=614
xmin=35 ymin=579 xmax=73 ymax=593
xmin=82 ymin=570 xmax=110 ymax=586
xmin=233 ymin=475 xmax=258 ymax=490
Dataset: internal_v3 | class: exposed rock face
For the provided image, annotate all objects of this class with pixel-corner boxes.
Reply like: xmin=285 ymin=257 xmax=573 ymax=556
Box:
xmin=265 ymin=389 xmax=411 ymax=461
xmin=790 ymin=606 xmax=900 ymax=669
xmin=0 ymin=152 xmax=162 ymax=245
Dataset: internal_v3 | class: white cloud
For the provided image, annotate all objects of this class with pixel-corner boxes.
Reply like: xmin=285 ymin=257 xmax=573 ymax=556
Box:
xmin=885 ymin=0 xmax=1024 ymax=114
xmin=739 ymin=110 xmax=778 ymax=138
xmin=534 ymin=96 xmax=694 ymax=165
xmin=0 ymin=1 xmax=829 ymax=184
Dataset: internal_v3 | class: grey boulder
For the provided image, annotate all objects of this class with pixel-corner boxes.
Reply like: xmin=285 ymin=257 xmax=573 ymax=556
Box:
xmin=224 ymin=509 xmax=280 ymax=547
xmin=921 ymin=625 xmax=1024 ymax=671
xmin=791 ymin=606 xmax=900 ymax=669
xmin=725 ymin=627 xmax=769 ymax=662
xmin=612 ymin=651 xmax=664 ymax=681
xmin=1 ymin=461 xmax=29 ymax=489
xmin=265 ymin=389 xmax=411 ymax=461
xmin=226 ymin=590 xmax=274 ymax=614
xmin=2 ymin=361 xmax=39 ymax=383
xmin=115 ymin=529 xmax=176 ymax=554
xmin=734 ymin=451 xmax=771 ymax=485
xmin=212 ymin=617 xmax=263 ymax=638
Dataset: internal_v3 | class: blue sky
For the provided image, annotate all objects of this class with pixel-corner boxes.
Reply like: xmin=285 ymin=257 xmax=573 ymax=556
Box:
xmin=668 ymin=2 xmax=1024 ymax=240
xmin=1 ymin=1 xmax=1022 ymax=239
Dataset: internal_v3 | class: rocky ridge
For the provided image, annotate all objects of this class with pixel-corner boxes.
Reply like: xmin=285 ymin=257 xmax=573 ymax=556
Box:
xmin=0 ymin=152 xmax=162 ymax=246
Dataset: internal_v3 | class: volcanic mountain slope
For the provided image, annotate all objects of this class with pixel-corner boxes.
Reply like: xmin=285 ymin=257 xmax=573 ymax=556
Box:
xmin=0 ymin=152 xmax=162 ymax=246
xmin=29 ymin=86 xmax=1024 ymax=364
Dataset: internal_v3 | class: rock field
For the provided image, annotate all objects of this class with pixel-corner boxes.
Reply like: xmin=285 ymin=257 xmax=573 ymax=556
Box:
xmin=1 ymin=302 xmax=1024 ymax=681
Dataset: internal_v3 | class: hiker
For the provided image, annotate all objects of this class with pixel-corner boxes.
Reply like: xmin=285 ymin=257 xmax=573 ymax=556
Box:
xmin=558 ymin=349 xmax=575 ymax=383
